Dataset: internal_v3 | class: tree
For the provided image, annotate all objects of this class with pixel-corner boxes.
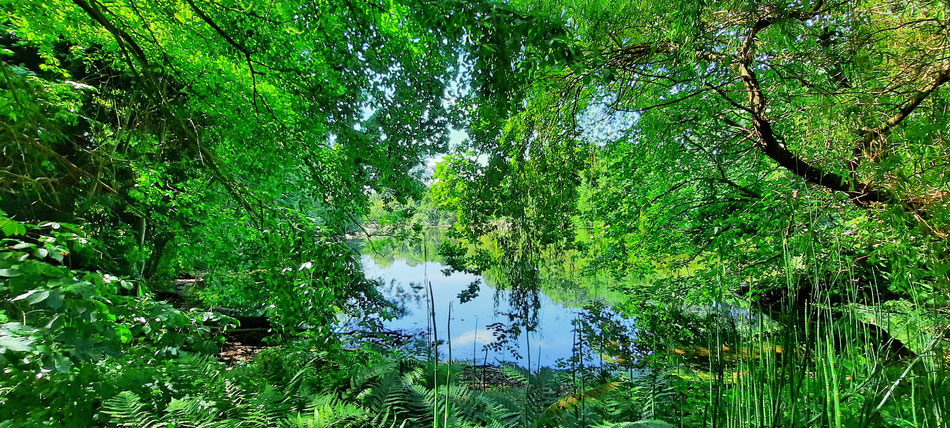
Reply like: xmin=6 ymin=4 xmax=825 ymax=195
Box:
xmin=1 ymin=0 xmax=505 ymax=332
xmin=438 ymin=0 xmax=950 ymax=306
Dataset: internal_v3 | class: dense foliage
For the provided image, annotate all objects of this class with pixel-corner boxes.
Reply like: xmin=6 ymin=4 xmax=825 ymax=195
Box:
xmin=433 ymin=0 xmax=950 ymax=426
xmin=2 ymin=0 xmax=949 ymax=426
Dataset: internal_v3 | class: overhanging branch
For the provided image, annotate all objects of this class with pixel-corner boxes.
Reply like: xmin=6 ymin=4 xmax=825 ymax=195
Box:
xmin=71 ymin=0 xmax=264 ymax=225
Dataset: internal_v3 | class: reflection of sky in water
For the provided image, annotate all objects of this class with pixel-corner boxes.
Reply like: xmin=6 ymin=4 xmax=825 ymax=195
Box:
xmin=361 ymin=255 xmax=584 ymax=367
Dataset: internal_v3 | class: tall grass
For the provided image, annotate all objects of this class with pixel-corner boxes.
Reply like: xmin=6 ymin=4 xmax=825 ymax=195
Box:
xmin=692 ymin=237 xmax=950 ymax=427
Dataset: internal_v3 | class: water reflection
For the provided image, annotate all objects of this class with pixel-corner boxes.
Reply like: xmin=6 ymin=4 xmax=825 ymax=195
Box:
xmin=361 ymin=254 xmax=588 ymax=367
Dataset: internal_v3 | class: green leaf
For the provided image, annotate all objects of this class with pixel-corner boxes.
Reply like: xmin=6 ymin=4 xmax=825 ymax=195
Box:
xmin=0 ymin=323 xmax=34 ymax=353
xmin=0 ymin=219 xmax=26 ymax=237
xmin=0 ymin=268 xmax=21 ymax=277
xmin=28 ymin=290 xmax=50 ymax=305
xmin=0 ymin=334 xmax=32 ymax=353
xmin=53 ymin=354 xmax=72 ymax=372
xmin=46 ymin=290 xmax=64 ymax=310
xmin=44 ymin=315 xmax=60 ymax=329
xmin=12 ymin=290 xmax=50 ymax=305
xmin=116 ymin=325 xmax=132 ymax=343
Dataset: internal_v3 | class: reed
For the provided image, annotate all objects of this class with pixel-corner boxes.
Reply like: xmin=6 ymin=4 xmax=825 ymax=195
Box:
xmin=687 ymin=227 xmax=949 ymax=427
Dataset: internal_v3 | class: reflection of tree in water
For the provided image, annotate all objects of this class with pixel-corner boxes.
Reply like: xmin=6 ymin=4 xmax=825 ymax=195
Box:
xmin=567 ymin=302 xmax=638 ymax=374
xmin=360 ymin=233 xmax=620 ymax=365
xmin=351 ymin=230 xmax=447 ymax=268
xmin=448 ymin=247 xmax=614 ymax=365
xmin=375 ymin=278 xmax=426 ymax=319
xmin=482 ymin=257 xmax=542 ymax=363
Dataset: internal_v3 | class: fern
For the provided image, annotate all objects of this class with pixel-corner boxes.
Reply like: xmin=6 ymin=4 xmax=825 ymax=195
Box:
xmin=542 ymin=381 xmax=623 ymax=421
xmin=283 ymin=395 xmax=369 ymax=427
xmin=242 ymin=385 xmax=292 ymax=426
xmin=501 ymin=365 xmax=530 ymax=386
xmin=346 ymin=358 xmax=432 ymax=425
xmin=458 ymin=390 xmax=522 ymax=427
xmin=99 ymin=349 xmax=660 ymax=428
xmin=595 ymin=421 xmax=676 ymax=428
xmin=101 ymin=391 xmax=163 ymax=428
xmin=100 ymin=354 xmax=290 ymax=428
xmin=103 ymin=392 xmax=241 ymax=428
xmin=163 ymin=397 xmax=225 ymax=427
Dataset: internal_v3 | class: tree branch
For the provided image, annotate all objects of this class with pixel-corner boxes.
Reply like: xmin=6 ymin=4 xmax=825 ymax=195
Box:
xmin=737 ymin=3 xmax=950 ymax=217
xmin=71 ymin=0 xmax=263 ymax=225
xmin=852 ymin=61 xmax=950 ymax=163
xmin=183 ymin=0 xmax=261 ymax=117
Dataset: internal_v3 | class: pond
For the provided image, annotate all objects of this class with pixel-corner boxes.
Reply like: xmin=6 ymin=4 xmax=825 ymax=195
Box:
xmin=359 ymin=251 xmax=623 ymax=368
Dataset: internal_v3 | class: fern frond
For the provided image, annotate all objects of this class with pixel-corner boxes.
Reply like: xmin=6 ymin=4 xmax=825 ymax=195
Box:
xmin=501 ymin=365 xmax=530 ymax=386
xmin=540 ymin=381 xmax=624 ymax=424
xmin=101 ymin=391 xmax=162 ymax=428
xmin=164 ymin=396 xmax=221 ymax=427
xmin=282 ymin=394 xmax=369 ymax=427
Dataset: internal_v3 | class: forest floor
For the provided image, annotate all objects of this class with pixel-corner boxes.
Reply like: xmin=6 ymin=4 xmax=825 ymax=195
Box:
xmin=218 ymin=341 xmax=271 ymax=365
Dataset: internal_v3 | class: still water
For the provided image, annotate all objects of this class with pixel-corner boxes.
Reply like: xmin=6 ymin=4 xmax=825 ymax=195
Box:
xmin=361 ymin=254 xmax=601 ymax=367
